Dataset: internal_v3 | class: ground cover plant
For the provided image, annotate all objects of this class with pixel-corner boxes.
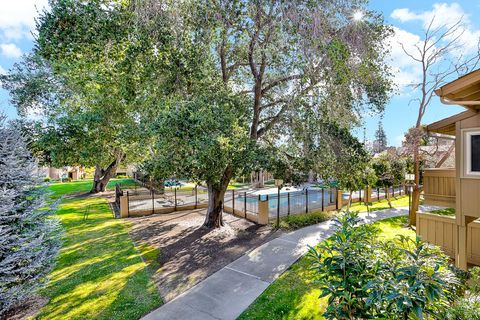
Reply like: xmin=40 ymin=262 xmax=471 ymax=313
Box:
xmin=34 ymin=181 xmax=161 ymax=320
xmin=445 ymin=266 xmax=480 ymax=319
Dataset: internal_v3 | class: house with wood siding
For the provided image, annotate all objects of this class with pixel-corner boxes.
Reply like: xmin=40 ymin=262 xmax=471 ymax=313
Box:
xmin=419 ymin=69 xmax=480 ymax=270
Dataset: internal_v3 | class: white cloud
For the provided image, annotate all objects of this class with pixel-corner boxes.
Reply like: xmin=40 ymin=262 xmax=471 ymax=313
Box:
xmin=388 ymin=3 xmax=480 ymax=91
xmin=0 ymin=43 xmax=22 ymax=58
xmin=386 ymin=27 xmax=424 ymax=89
xmin=0 ymin=1 xmax=49 ymax=40
xmin=391 ymin=3 xmax=480 ymax=54
xmin=391 ymin=8 xmax=421 ymax=22
xmin=394 ymin=134 xmax=405 ymax=147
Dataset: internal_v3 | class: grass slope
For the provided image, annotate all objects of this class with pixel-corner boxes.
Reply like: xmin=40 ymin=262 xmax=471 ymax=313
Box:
xmin=36 ymin=181 xmax=161 ymax=320
xmin=238 ymin=215 xmax=414 ymax=320
xmin=47 ymin=178 xmax=138 ymax=197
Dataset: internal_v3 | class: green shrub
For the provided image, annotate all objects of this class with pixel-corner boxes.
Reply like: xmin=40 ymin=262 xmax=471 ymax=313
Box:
xmin=444 ymin=298 xmax=480 ymax=320
xmin=442 ymin=266 xmax=480 ymax=320
xmin=469 ymin=266 xmax=480 ymax=295
xmin=116 ymin=174 xmax=128 ymax=179
xmin=276 ymin=211 xmax=333 ymax=230
xmin=308 ymin=211 xmax=461 ymax=320
xmin=43 ymin=177 xmax=51 ymax=182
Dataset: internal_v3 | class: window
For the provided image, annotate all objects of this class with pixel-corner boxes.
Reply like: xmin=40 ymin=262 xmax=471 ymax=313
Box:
xmin=464 ymin=130 xmax=480 ymax=176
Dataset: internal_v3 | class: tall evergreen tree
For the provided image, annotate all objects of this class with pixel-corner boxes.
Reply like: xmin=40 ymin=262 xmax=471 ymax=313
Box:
xmin=0 ymin=115 xmax=61 ymax=316
xmin=373 ymin=120 xmax=388 ymax=153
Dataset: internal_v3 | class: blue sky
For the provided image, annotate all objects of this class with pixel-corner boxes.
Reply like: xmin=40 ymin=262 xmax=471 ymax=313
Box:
xmin=0 ymin=1 xmax=479 ymax=146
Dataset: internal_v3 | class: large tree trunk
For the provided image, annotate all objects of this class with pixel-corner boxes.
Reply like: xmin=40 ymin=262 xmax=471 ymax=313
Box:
xmin=346 ymin=190 xmax=353 ymax=210
xmin=90 ymin=151 xmax=125 ymax=193
xmin=203 ymin=168 xmax=232 ymax=228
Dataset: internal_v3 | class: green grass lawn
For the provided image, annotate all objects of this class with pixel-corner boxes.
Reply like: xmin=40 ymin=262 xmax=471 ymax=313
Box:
xmin=47 ymin=178 xmax=138 ymax=197
xmin=347 ymin=195 xmax=410 ymax=212
xmin=274 ymin=196 xmax=411 ymax=231
xmin=227 ymin=182 xmax=250 ymax=189
xmin=429 ymin=207 xmax=456 ymax=216
xmin=238 ymin=215 xmax=414 ymax=320
xmin=36 ymin=180 xmax=162 ymax=320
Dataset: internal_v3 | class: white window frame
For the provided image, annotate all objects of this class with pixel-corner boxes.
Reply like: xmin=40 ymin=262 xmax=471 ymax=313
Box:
xmin=464 ymin=129 xmax=480 ymax=177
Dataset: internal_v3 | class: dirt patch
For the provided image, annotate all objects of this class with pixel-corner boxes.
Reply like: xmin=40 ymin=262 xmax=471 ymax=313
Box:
xmin=129 ymin=209 xmax=280 ymax=302
xmin=4 ymin=295 xmax=48 ymax=320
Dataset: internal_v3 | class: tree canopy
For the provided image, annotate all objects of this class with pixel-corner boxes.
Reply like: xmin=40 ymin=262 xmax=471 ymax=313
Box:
xmin=1 ymin=0 xmax=394 ymax=227
xmin=132 ymin=0 xmax=394 ymax=226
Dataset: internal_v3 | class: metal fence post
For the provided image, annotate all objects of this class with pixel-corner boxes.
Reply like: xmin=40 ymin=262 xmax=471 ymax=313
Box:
xmin=377 ymin=187 xmax=380 ymax=201
xmin=335 ymin=188 xmax=338 ymax=209
xmin=195 ymin=185 xmax=198 ymax=209
xmin=305 ymin=188 xmax=309 ymax=213
xmin=277 ymin=188 xmax=280 ymax=227
xmin=127 ymin=191 xmax=130 ymax=216
xmin=151 ymin=190 xmax=154 ymax=215
xmin=232 ymin=189 xmax=235 ymax=213
xmin=321 ymin=188 xmax=324 ymax=211
xmin=174 ymin=188 xmax=177 ymax=210
xmin=287 ymin=192 xmax=290 ymax=216
xmin=244 ymin=192 xmax=247 ymax=218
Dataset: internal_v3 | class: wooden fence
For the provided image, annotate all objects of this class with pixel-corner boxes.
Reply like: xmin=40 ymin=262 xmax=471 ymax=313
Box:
xmin=417 ymin=212 xmax=480 ymax=265
xmin=423 ymin=168 xmax=456 ymax=207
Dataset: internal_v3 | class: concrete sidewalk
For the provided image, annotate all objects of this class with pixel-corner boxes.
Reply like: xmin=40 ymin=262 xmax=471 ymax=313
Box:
xmin=142 ymin=206 xmax=436 ymax=320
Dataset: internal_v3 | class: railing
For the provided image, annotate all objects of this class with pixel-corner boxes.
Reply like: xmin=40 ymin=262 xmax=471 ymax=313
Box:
xmin=124 ymin=186 xmax=209 ymax=216
xmin=117 ymin=184 xmax=406 ymax=224
xmin=423 ymin=168 xmax=456 ymax=207
xmin=417 ymin=212 xmax=480 ymax=265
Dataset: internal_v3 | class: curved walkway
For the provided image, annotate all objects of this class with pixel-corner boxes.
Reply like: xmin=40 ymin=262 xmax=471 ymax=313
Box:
xmin=142 ymin=205 xmax=438 ymax=320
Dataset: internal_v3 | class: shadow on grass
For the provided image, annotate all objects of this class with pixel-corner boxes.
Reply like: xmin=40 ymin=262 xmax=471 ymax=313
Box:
xmin=238 ymin=253 xmax=327 ymax=320
xmin=36 ymin=196 xmax=161 ymax=320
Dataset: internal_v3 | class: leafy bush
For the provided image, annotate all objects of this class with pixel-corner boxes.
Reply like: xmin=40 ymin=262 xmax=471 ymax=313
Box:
xmin=468 ymin=266 xmax=480 ymax=296
xmin=444 ymin=266 xmax=480 ymax=319
xmin=445 ymin=298 xmax=480 ymax=320
xmin=43 ymin=177 xmax=51 ymax=182
xmin=116 ymin=174 xmax=128 ymax=179
xmin=308 ymin=211 xmax=460 ymax=319
xmin=276 ymin=211 xmax=333 ymax=230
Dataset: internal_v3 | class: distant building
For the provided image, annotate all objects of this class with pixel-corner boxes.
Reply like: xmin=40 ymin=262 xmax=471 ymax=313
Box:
xmin=41 ymin=166 xmax=85 ymax=180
